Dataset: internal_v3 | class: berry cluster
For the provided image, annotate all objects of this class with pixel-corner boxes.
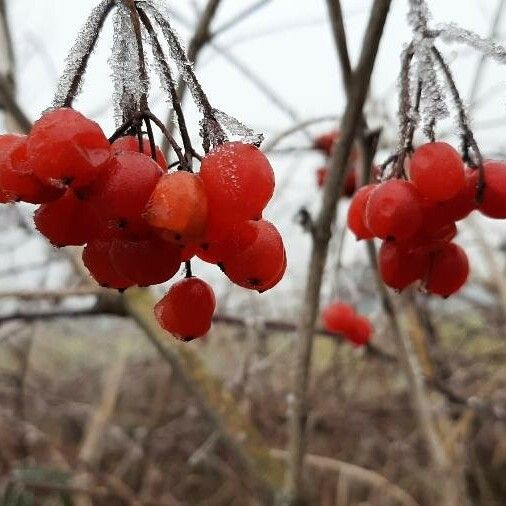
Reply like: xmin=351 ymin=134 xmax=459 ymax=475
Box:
xmin=322 ymin=300 xmax=373 ymax=347
xmin=0 ymin=107 xmax=285 ymax=341
xmin=313 ymin=130 xmax=360 ymax=197
xmin=347 ymin=141 xmax=506 ymax=296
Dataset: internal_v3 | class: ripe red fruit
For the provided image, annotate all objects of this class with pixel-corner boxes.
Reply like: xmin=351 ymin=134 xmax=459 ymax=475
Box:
xmin=366 ymin=179 xmax=423 ymax=240
xmin=199 ymin=142 xmax=275 ymax=225
xmin=82 ymin=240 xmax=134 ymax=290
xmin=34 ymin=190 xmax=102 ymax=247
xmin=409 ymin=142 xmax=465 ymax=201
xmin=154 ymin=277 xmax=216 ymax=341
xmin=144 ymin=171 xmax=208 ymax=245
xmin=479 ymin=161 xmax=506 ymax=219
xmin=322 ymin=301 xmax=356 ymax=335
xmin=109 ymin=237 xmax=181 ymax=286
xmin=27 ymin=108 xmax=110 ymax=188
xmin=347 ymin=184 xmax=376 ymax=240
xmin=348 ymin=316 xmax=373 ymax=346
xmin=425 ymin=242 xmax=469 ymax=297
xmin=343 ymin=169 xmax=357 ymax=197
xmin=316 ymin=167 xmax=328 ymax=188
xmin=88 ymin=151 xmax=162 ymax=232
xmin=221 ymin=220 xmax=285 ymax=291
xmin=111 ymin=136 xmax=167 ymax=169
xmin=4 ymin=138 xmax=64 ymax=203
xmin=314 ymin=131 xmax=338 ymax=155
xmin=378 ymin=240 xmax=430 ymax=291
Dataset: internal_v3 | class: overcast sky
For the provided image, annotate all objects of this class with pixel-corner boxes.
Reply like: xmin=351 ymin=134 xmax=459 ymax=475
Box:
xmin=2 ymin=0 xmax=506 ymax=316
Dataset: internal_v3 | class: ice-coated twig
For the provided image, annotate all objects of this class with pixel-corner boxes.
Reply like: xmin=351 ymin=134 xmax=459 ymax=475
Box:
xmin=53 ymin=0 xmax=116 ymax=108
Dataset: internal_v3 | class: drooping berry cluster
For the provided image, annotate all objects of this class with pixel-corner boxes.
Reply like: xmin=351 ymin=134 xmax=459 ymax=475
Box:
xmin=313 ymin=130 xmax=360 ymax=197
xmin=321 ymin=300 xmax=373 ymax=347
xmin=347 ymin=141 xmax=506 ymax=296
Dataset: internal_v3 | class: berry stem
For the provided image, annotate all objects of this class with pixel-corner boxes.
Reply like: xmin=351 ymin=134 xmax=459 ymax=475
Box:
xmin=185 ymin=260 xmax=193 ymax=278
xmin=143 ymin=111 xmax=184 ymax=167
xmin=144 ymin=116 xmax=158 ymax=163
xmin=108 ymin=112 xmax=142 ymax=144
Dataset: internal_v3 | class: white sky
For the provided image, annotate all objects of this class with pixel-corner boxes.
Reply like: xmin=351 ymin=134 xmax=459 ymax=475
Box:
xmin=2 ymin=0 xmax=506 ymax=317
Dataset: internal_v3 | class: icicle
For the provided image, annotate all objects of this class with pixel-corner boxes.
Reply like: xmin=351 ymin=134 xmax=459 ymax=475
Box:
xmin=212 ymin=109 xmax=263 ymax=146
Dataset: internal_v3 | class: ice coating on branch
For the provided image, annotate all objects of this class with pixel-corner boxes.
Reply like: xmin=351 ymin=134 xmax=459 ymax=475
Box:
xmin=109 ymin=4 xmax=149 ymax=125
xmin=212 ymin=109 xmax=264 ymax=146
xmin=438 ymin=23 xmax=506 ymax=64
xmin=52 ymin=0 xmax=114 ymax=107
xmin=407 ymin=0 xmax=430 ymax=31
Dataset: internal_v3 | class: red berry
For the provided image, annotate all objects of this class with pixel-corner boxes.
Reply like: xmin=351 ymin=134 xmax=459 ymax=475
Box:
xmin=27 ymin=108 xmax=110 ymax=188
xmin=111 ymin=136 xmax=167 ymax=169
xmin=348 ymin=316 xmax=373 ymax=346
xmin=409 ymin=142 xmax=465 ymax=201
xmin=34 ymin=190 xmax=102 ymax=246
xmin=199 ymin=142 xmax=275 ymax=225
xmin=258 ymin=247 xmax=287 ymax=293
xmin=322 ymin=301 xmax=356 ymax=335
xmin=316 ymin=167 xmax=328 ymax=188
xmin=4 ymin=138 xmax=64 ymax=203
xmin=314 ymin=131 xmax=339 ymax=155
xmin=343 ymin=169 xmax=357 ymax=197
xmin=82 ymin=240 xmax=134 ymax=290
xmin=347 ymin=184 xmax=376 ymax=240
xmin=88 ymin=151 xmax=162 ymax=232
xmin=144 ymin=171 xmax=208 ymax=245
xmin=425 ymin=242 xmax=469 ymax=297
xmin=221 ymin=220 xmax=285 ymax=291
xmin=479 ymin=161 xmax=506 ymax=219
xmin=109 ymin=237 xmax=181 ymax=286
xmin=155 ymin=277 xmax=216 ymax=341
xmin=366 ymin=180 xmax=423 ymax=240
xmin=378 ymin=240 xmax=430 ymax=291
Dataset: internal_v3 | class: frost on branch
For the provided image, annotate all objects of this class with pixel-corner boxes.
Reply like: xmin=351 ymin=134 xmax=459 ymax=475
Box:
xmin=52 ymin=0 xmax=113 ymax=108
xmin=407 ymin=0 xmax=430 ymax=31
xmin=212 ymin=109 xmax=264 ymax=146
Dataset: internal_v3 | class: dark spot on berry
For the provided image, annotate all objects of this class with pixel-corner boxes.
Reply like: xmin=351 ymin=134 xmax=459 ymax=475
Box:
xmin=174 ymin=233 xmax=182 ymax=241
xmin=201 ymin=243 xmax=209 ymax=251
xmin=248 ymin=278 xmax=261 ymax=287
xmin=386 ymin=235 xmax=395 ymax=241
xmin=100 ymin=283 xmax=111 ymax=288
xmin=61 ymin=176 xmax=74 ymax=186
xmin=117 ymin=219 xmax=128 ymax=230
xmin=118 ymin=287 xmax=127 ymax=293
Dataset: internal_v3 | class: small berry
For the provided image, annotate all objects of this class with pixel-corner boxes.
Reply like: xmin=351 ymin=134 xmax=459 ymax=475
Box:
xmin=199 ymin=142 xmax=275 ymax=225
xmin=322 ymin=301 xmax=356 ymax=335
xmin=111 ymin=135 xmax=167 ymax=169
xmin=366 ymin=179 xmax=423 ymax=240
xmin=347 ymin=184 xmax=376 ymax=240
xmin=348 ymin=316 xmax=373 ymax=346
xmin=316 ymin=167 xmax=328 ymax=188
xmin=409 ymin=142 xmax=465 ymax=201
xmin=479 ymin=161 xmax=506 ymax=219
xmin=425 ymin=242 xmax=469 ymax=297
xmin=155 ymin=277 xmax=216 ymax=341
xmin=27 ymin=108 xmax=110 ymax=188
xmin=144 ymin=171 xmax=208 ymax=245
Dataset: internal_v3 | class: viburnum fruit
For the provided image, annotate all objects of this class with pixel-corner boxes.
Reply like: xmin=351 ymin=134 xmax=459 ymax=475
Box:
xmin=111 ymin=135 xmax=167 ymax=169
xmin=347 ymin=184 xmax=376 ymax=240
xmin=199 ymin=141 xmax=275 ymax=226
xmin=316 ymin=167 xmax=328 ymax=189
xmin=88 ymin=151 xmax=162 ymax=233
xmin=27 ymin=108 xmax=110 ymax=188
xmin=144 ymin=171 xmax=208 ymax=245
xmin=109 ymin=237 xmax=181 ymax=286
xmin=155 ymin=277 xmax=216 ymax=341
xmin=365 ymin=179 xmax=423 ymax=240
xmin=378 ymin=240 xmax=430 ymax=291
xmin=34 ymin=189 xmax=102 ymax=247
xmin=348 ymin=315 xmax=373 ymax=346
xmin=221 ymin=219 xmax=285 ymax=291
xmin=409 ymin=142 xmax=466 ymax=201
xmin=82 ymin=240 xmax=134 ymax=291
xmin=479 ymin=161 xmax=506 ymax=219
xmin=314 ymin=131 xmax=339 ymax=156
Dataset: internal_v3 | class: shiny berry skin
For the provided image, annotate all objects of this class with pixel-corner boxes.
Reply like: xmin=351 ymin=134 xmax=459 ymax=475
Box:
xmin=347 ymin=184 xmax=375 ymax=240
xmin=221 ymin=220 xmax=285 ymax=291
xmin=322 ymin=301 xmax=356 ymax=335
xmin=409 ymin=142 xmax=465 ymax=201
xmin=425 ymin=242 xmax=469 ymax=297
xmin=111 ymin=136 xmax=167 ymax=170
xmin=88 ymin=151 xmax=162 ymax=232
xmin=199 ymin=142 xmax=275 ymax=225
xmin=379 ymin=240 xmax=430 ymax=291
xmin=479 ymin=161 xmax=506 ymax=219
xmin=82 ymin=240 xmax=134 ymax=290
xmin=258 ymin=247 xmax=287 ymax=293
xmin=27 ymin=108 xmax=110 ymax=188
xmin=34 ymin=190 xmax=102 ymax=247
xmin=4 ymin=137 xmax=64 ymax=203
xmin=154 ymin=277 xmax=216 ymax=341
xmin=366 ymin=180 xmax=423 ymax=240
xmin=348 ymin=316 xmax=373 ymax=346
xmin=144 ymin=171 xmax=208 ymax=245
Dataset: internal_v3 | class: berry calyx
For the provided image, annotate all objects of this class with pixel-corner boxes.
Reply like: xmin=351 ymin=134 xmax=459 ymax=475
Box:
xmin=155 ymin=277 xmax=216 ymax=341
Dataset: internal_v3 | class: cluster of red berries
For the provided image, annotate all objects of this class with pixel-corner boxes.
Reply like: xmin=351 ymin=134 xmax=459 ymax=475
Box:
xmin=313 ymin=130 xmax=360 ymax=197
xmin=322 ymin=300 xmax=373 ymax=347
xmin=0 ymin=107 xmax=285 ymax=341
xmin=347 ymin=141 xmax=506 ymax=296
